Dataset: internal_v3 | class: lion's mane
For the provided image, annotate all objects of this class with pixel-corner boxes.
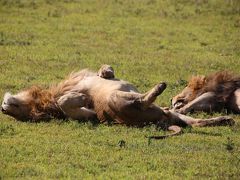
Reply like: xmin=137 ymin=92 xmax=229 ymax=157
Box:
xmin=187 ymin=71 xmax=240 ymax=103
xmin=26 ymin=69 xmax=95 ymax=120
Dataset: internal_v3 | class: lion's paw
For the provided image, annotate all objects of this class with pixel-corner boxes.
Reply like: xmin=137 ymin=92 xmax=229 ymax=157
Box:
xmin=98 ymin=65 xmax=115 ymax=79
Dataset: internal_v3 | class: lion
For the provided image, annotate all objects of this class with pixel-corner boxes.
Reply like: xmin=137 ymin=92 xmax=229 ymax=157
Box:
xmin=172 ymin=71 xmax=240 ymax=114
xmin=1 ymin=65 xmax=235 ymax=138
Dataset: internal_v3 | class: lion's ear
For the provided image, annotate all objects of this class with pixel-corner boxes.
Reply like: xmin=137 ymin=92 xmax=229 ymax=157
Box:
xmin=188 ymin=75 xmax=206 ymax=90
xmin=201 ymin=75 xmax=206 ymax=81
xmin=195 ymin=76 xmax=206 ymax=90
xmin=199 ymin=75 xmax=206 ymax=84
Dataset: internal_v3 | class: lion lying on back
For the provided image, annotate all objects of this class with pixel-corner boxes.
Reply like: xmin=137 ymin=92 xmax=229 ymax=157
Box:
xmin=1 ymin=65 xmax=234 ymax=138
xmin=172 ymin=71 xmax=240 ymax=114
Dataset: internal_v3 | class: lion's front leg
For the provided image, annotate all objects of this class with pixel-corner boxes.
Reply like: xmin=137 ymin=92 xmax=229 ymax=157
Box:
xmin=98 ymin=64 xmax=115 ymax=79
xmin=228 ymin=89 xmax=240 ymax=113
xmin=57 ymin=92 xmax=96 ymax=120
xmin=174 ymin=92 xmax=220 ymax=114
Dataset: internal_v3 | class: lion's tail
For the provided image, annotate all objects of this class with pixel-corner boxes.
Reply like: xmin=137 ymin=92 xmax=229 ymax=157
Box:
xmin=147 ymin=125 xmax=182 ymax=139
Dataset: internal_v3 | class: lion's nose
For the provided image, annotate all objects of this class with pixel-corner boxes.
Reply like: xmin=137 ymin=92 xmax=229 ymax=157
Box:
xmin=1 ymin=106 xmax=6 ymax=113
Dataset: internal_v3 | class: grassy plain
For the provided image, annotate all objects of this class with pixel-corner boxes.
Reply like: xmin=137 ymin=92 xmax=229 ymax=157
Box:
xmin=0 ymin=0 xmax=240 ymax=179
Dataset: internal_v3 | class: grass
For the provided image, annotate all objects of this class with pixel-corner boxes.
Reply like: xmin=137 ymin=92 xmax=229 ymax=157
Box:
xmin=0 ymin=0 xmax=240 ymax=179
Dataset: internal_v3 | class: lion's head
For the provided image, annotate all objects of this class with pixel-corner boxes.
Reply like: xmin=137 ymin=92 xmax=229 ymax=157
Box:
xmin=172 ymin=75 xmax=206 ymax=109
xmin=1 ymin=86 xmax=63 ymax=121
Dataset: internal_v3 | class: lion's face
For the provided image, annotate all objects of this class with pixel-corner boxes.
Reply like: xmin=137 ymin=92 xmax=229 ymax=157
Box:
xmin=1 ymin=86 xmax=54 ymax=121
xmin=1 ymin=92 xmax=32 ymax=120
xmin=172 ymin=75 xmax=206 ymax=110
xmin=172 ymin=87 xmax=195 ymax=109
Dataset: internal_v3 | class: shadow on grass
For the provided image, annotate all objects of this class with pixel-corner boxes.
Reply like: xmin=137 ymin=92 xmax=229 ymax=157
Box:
xmin=189 ymin=131 xmax=222 ymax=137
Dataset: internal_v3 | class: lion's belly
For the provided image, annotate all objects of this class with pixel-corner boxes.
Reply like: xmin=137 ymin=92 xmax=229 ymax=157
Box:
xmin=79 ymin=76 xmax=138 ymax=124
xmin=92 ymin=94 xmax=124 ymax=124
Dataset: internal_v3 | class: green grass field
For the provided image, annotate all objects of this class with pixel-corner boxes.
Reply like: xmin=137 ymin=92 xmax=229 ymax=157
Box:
xmin=0 ymin=0 xmax=240 ymax=179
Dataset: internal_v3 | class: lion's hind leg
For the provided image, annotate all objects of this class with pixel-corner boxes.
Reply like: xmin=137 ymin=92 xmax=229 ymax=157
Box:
xmin=140 ymin=82 xmax=167 ymax=110
xmin=107 ymin=83 xmax=169 ymax=126
xmin=57 ymin=92 xmax=96 ymax=120
xmin=166 ymin=110 xmax=235 ymax=127
xmin=146 ymin=112 xmax=235 ymax=139
xmin=110 ymin=82 xmax=167 ymax=111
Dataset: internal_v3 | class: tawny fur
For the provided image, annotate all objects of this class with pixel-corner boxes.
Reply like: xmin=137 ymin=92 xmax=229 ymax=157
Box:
xmin=1 ymin=66 xmax=235 ymax=135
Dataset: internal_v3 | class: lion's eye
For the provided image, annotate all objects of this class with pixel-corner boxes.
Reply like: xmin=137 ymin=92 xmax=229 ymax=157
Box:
xmin=10 ymin=103 xmax=19 ymax=108
xmin=177 ymin=99 xmax=185 ymax=103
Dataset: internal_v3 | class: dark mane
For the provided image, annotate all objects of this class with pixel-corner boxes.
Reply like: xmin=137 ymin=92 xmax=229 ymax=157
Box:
xmin=188 ymin=71 xmax=240 ymax=103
